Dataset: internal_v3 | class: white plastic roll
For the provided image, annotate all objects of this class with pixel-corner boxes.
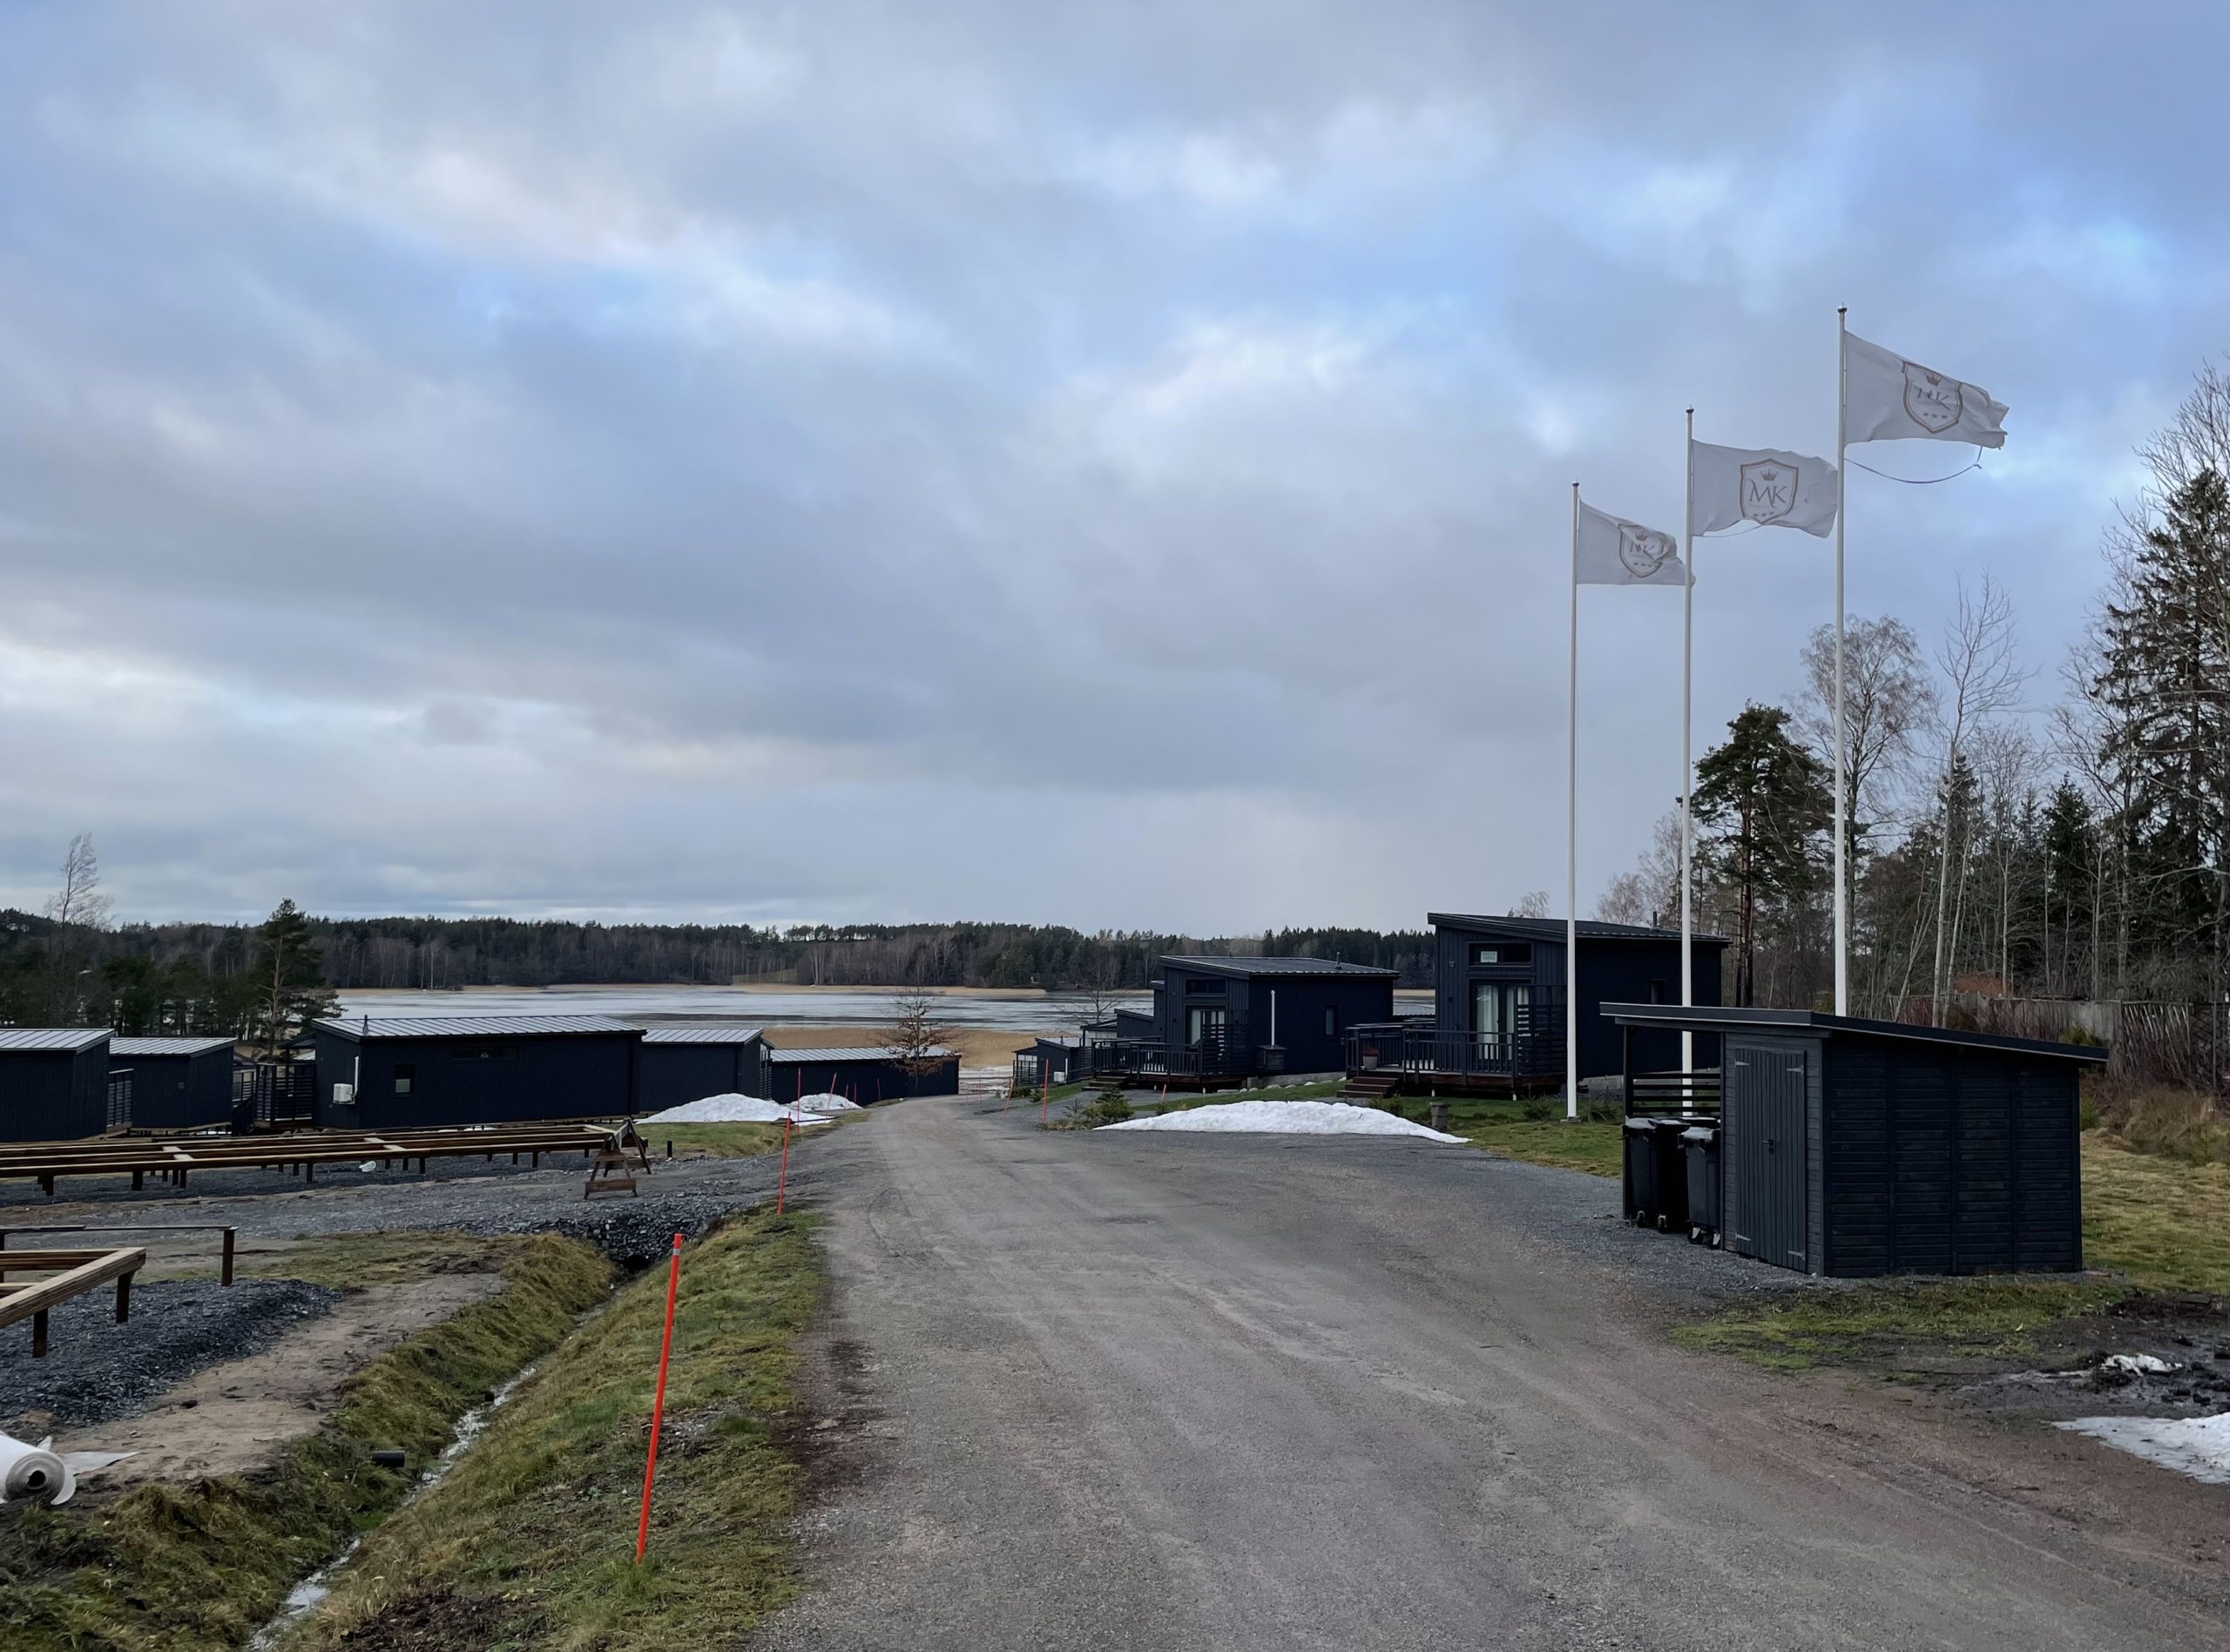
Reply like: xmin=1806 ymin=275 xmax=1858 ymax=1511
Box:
xmin=0 ymin=1433 xmax=71 ymax=1505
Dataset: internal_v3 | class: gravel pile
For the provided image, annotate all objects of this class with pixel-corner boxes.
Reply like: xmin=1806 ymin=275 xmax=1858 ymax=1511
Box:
xmin=0 ymin=1279 xmax=339 ymax=1431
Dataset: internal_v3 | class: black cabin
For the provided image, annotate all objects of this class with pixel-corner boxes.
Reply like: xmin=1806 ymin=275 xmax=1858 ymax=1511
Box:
xmin=311 ymin=1015 xmax=644 ymax=1129
xmin=638 ymin=1026 xmax=769 ymax=1112
xmin=112 ymin=1035 xmax=237 ymax=1130
xmin=1605 ymin=1004 xmax=2103 ymax=1278
xmin=769 ymin=1046 xmax=960 ymax=1102
xmin=0 ymin=1028 xmax=113 ymax=1141
xmin=1142 ymin=957 xmax=1396 ymax=1080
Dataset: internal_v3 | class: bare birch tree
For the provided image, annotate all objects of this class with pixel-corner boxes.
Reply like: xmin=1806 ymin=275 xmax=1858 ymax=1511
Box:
xmin=1929 ymin=577 xmax=2030 ymax=1022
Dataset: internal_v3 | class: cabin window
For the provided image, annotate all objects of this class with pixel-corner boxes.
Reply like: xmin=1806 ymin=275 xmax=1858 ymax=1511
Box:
xmin=1184 ymin=977 xmax=1226 ymax=995
xmin=1324 ymin=1008 xmax=1338 ymax=1036
xmin=1470 ymin=943 xmax=1532 ymax=967
xmin=448 ymin=1042 xmax=518 ymax=1063
xmin=1186 ymin=1006 xmax=1226 ymax=1048
xmin=1649 ymin=980 xmax=1669 ymax=1005
xmin=394 ymin=1062 xmax=416 ymax=1096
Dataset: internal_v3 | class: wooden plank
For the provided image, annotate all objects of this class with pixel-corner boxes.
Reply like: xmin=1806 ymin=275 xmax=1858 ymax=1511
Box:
xmin=0 ymin=1248 xmax=145 ymax=1333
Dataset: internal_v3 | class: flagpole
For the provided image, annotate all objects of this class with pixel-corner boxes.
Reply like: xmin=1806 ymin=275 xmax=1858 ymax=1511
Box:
xmin=1567 ymin=482 xmax=1580 ymax=1123
xmin=1833 ymin=306 xmax=1849 ymax=1017
xmin=1680 ymin=409 xmax=1694 ymax=1076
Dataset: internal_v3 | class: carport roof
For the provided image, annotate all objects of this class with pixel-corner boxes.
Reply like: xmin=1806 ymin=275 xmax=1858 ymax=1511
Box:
xmin=1599 ymin=1002 xmax=2108 ymax=1063
xmin=0 ymin=1027 xmax=110 ymax=1052
xmin=314 ymin=1015 xmax=639 ymax=1040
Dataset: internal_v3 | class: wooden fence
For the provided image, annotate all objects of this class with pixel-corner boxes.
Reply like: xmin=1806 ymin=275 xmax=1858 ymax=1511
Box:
xmin=1921 ymin=993 xmax=2225 ymax=1091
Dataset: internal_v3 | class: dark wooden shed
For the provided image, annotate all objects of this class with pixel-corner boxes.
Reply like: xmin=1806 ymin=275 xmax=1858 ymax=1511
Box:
xmin=769 ymin=1046 xmax=958 ymax=1103
xmin=111 ymin=1035 xmax=238 ymax=1130
xmin=638 ymin=1026 xmax=769 ymax=1112
xmin=0 ymin=1028 xmax=113 ymax=1142
xmin=311 ymin=1015 xmax=643 ymax=1129
xmin=1605 ymin=1004 xmax=2104 ymax=1278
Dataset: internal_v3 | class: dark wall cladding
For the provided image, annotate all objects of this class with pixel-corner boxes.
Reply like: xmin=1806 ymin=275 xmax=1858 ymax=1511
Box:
xmin=0 ymin=1046 xmax=111 ymax=1141
xmin=1820 ymin=1042 xmax=2080 ymax=1277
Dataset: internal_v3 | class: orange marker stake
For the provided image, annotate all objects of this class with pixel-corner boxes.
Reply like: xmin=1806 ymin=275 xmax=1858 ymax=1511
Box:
xmin=634 ymin=1232 xmax=684 ymax=1565
xmin=776 ymin=1114 xmax=793 ymax=1215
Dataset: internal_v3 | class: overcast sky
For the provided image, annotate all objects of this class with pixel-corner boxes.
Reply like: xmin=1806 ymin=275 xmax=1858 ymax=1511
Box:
xmin=1 ymin=3 xmax=2223 ymax=932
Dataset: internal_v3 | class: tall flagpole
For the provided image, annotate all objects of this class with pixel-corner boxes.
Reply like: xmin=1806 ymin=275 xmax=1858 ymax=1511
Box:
xmin=1833 ymin=306 xmax=1850 ymax=1017
xmin=1567 ymin=482 xmax=1580 ymax=1123
xmin=1680 ymin=409 xmax=1695 ymax=1075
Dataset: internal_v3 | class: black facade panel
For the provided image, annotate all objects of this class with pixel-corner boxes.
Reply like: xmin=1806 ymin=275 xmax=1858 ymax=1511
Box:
xmin=316 ymin=1030 xmax=641 ymax=1128
xmin=118 ymin=1049 xmax=235 ymax=1129
xmin=0 ymin=1046 xmax=110 ymax=1141
xmin=773 ymin=1056 xmax=958 ymax=1102
xmin=639 ymin=1041 xmax=767 ymax=1113
xmin=1154 ymin=961 xmax=1392 ymax=1075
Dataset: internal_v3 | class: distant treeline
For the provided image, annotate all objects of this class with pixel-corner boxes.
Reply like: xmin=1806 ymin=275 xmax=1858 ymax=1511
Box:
xmin=1 ymin=911 xmax=1437 ymax=1028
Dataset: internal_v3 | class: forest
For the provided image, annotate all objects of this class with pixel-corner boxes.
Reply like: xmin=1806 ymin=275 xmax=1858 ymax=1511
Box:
xmin=1594 ymin=358 xmax=2230 ymax=1081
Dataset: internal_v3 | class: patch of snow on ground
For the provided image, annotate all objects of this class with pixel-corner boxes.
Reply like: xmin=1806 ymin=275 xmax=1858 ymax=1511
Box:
xmin=2058 ymin=1413 xmax=2230 ymax=1484
xmin=1099 ymin=1099 xmax=1463 ymax=1143
xmin=2104 ymin=1352 xmax=2178 ymax=1375
xmin=640 ymin=1093 xmax=834 ymax=1124
xmin=794 ymin=1092 xmax=862 ymax=1114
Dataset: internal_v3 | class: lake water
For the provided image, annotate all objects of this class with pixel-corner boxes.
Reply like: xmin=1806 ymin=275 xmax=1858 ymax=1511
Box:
xmin=332 ymin=985 xmax=1152 ymax=1035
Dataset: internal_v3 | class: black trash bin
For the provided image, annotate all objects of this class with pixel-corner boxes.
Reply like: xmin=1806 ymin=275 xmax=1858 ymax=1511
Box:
xmin=1646 ymin=1118 xmax=1692 ymax=1232
xmin=1682 ymin=1123 xmax=1721 ymax=1244
xmin=1622 ymin=1116 xmax=1659 ymax=1224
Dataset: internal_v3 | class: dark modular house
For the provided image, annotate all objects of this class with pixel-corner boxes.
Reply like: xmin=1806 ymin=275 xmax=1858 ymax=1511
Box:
xmin=1605 ymin=1004 xmax=2102 ymax=1278
xmin=1119 ymin=957 xmax=1397 ymax=1084
xmin=311 ymin=1015 xmax=643 ymax=1129
xmin=637 ymin=1026 xmax=769 ymax=1112
xmin=0 ymin=1028 xmax=113 ymax=1142
xmin=1348 ymin=915 xmax=1727 ymax=1095
xmin=111 ymin=1035 xmax=238 ymax=1130
xmin=770 ymin=1046 xmax=959 ymax=1102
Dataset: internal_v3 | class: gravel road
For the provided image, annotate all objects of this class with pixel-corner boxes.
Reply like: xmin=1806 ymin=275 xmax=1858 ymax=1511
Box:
xmin=753 ymin=1096 xmax=2230 ymax=1652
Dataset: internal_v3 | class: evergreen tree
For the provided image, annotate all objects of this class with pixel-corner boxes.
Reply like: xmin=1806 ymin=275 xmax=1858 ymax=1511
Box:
xmin=249 ymin=900 xmax=337 ymax=1059
xmin=1693 ymin=705 xmax=1831 ymax=1006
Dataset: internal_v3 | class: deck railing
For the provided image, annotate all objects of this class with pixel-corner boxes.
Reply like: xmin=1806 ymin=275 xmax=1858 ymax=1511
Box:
xmin=1343 ymin=1015 xmax=1567 ymax=1082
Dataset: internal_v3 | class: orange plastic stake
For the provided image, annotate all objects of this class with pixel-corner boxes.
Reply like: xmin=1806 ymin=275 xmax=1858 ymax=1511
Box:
xmin=634 ymin=1232 xmax=684 ymax=1564
xmin=776 ymin=1114 xmax=793 ymax=1215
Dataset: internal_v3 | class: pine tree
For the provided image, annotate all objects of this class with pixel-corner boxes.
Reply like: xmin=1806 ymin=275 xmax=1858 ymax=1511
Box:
xmin=251 ymin=900 xmax=337 ymax=1060
xmin=1693 ymin=705 xmax=1831 ymax=1006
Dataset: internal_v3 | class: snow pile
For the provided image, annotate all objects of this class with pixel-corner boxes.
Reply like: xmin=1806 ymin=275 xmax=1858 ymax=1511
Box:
xmin=640 ymin=1093 xmax=834 ymax=1125
xmin=1098 ymin=1099 xmax=1463 ymax=1143
xmin=2058 ymin=1413 xmax=2230 ymax=1484
xmin=794 ymin=1092 xmax=863 ymax=1115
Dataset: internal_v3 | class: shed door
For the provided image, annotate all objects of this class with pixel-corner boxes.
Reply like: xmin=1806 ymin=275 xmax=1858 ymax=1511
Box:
xmin=1729 ymin=1042 xmax=1809 ymax=1271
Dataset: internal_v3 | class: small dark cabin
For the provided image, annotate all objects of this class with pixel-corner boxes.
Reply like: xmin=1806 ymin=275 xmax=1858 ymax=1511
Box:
xmin=1146 ymin=957 xmax=1397 ymax=1079
xmin=312 ymin=1015 xmax=644 ymax=1129
xmin=638 ymin=1026 xmax=769 ymax=1112
xmin=1605 ymin=1004 xmax=2103 ymax=1278
xmin=1421 ymin=914 xmax=1726 ymax=1085
xmin=0 ymin=1028 xmax=112 ymax=1142
xmin=770 ymin=1046 xmax=960 ymax=1102
xmin=112 ymin=1035 xmax=237 ymax=1130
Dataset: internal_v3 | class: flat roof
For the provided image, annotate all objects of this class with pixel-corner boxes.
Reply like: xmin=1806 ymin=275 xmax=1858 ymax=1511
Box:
xmin=639 ymin=1026 xmax=767 ymax=1045
xmin=1159 ymin=955 xmax=1398 ymax=980
xmin=314 ymin=1015 xmax=640 ymax=1041
xmin=1599 ymin=1002 xmax=2108 ymax=1063
xmin=1430 ymin=914 xmax=1731 ymax=947
xmin=112 ymin=1035 xmax=238 ymax=1057
xmin=769 ymin=1046 xmax=956 ymax=1064
xmin=0 ymin=1027 xmax=111 ymax=1053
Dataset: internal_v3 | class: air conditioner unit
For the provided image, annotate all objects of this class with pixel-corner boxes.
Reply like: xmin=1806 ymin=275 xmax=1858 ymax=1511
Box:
xmin=333 ymin=1082 xmax=355 ymax=1105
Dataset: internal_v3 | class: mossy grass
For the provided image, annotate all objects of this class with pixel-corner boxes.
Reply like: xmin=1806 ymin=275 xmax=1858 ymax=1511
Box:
xmin=0 ymin=1233 xmax=612 ymax=1652
xmin=296 ymin=1208 xmax=823 ymax=1650
xmin=1671 ymin=1278 xmax=2125 ymax=1372
xmin=2081 ymin=1132 xmax=2230 ymax=1295
xmin=640 ymin=1121 xmax=789 ymax=1161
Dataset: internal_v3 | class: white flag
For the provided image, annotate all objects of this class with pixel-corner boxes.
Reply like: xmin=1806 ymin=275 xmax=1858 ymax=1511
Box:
xmin=1689 ymin=441 xmax=1838 ymax=537
xmin=1576 ymin=501 xmax=1685 ymax=586
xmin=1842 ymin=331 xmax=2006 ymax=448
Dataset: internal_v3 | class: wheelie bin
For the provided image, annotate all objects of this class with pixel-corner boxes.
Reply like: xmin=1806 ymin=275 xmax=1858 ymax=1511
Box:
xmin=1646 ymin=1117 xmax=1692 ymax=1232
xmin=1682 ymin=1123 xmax=1721 ymax=1245
xmin=1622 ymin=1116 xmax=1659 ymax=1225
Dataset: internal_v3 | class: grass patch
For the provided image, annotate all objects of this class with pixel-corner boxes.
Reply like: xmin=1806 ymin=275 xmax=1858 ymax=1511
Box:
xmin=1671 ymin=1278 xmax=2125 ymax=1372
xmin=641 ymin=1123 xmax=788 ymax=1161
xmin=1456 ymin=1115 xmax=1623 ymax=1177
xmin=236 ymin=1230 xmax=518 ymax=1289
xmin=0 ymin=1233 xmax=612 ymax=1652
xmin=2083 ymin=1132 xmax=2230 ymax=1294
xmin=299 ymin=1209 xmax=822 ymax=1651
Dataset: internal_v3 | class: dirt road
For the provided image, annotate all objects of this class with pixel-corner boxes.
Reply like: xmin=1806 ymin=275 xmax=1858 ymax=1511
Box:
xmin=756 ymin=1096 xmax=2230 ymax=1651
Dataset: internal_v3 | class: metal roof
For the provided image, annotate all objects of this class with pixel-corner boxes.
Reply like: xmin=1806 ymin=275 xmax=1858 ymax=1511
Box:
xmin=1429 ymin=914 xmax=1731 ymax=946
xmin=314 ymin=1015 xmax=640 ymax=1040
xmin=1598 ymin=1002 xmax=2108 ymax=1063
xmin=1159 ymin=955 xmax=1398 ymax=979
xmin=639 ymin=1025 xmax=767 ymax=1045
xmin=112 ymin=1035 xmax=238 ymax=1057
xmin=0 ymin=1027 xmax=111 ymax=1053
xmin=769 ymin=1045 xmax=956 ymax=1063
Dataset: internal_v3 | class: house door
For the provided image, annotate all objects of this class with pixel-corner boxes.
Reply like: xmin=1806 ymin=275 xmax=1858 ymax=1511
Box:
xmin=1727 ymin=1042 xmax=1809 ymax=1271
xmin=1472 ymin=982 xmax=1531 ymax=1065
xmin=1186 ymin=1005 xmax=1226 ymax=1049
